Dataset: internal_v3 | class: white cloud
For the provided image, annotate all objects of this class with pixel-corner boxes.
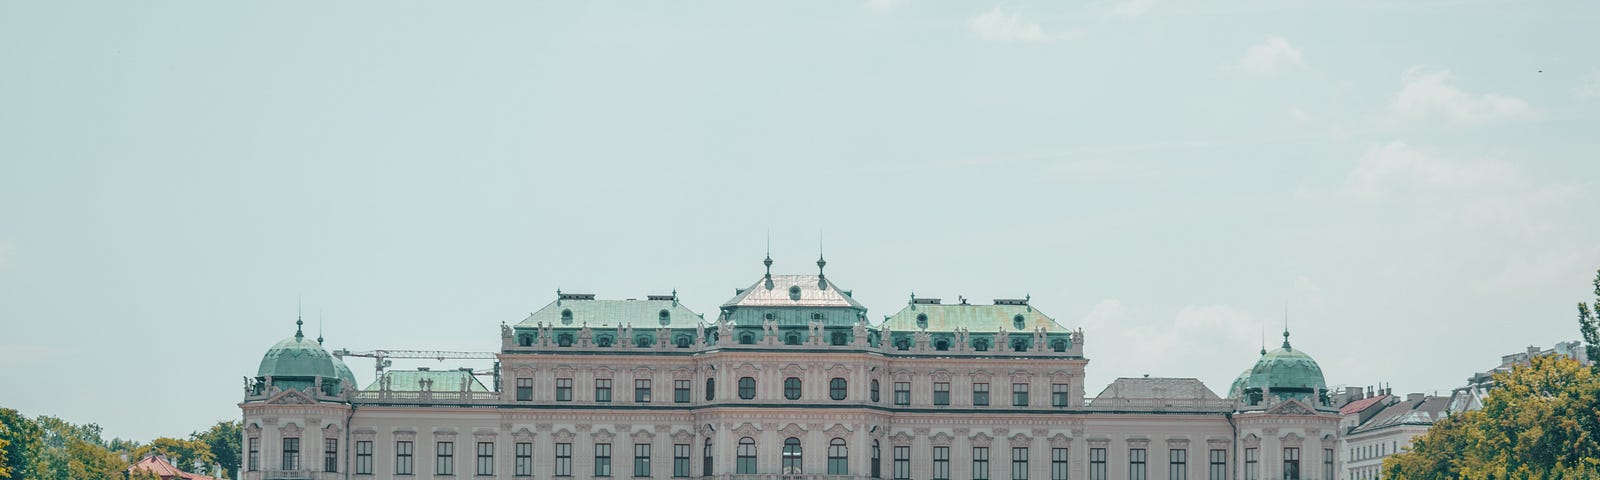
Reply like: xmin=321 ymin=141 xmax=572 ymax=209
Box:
xmin=1343 ymin=141 xmax=1512 ymax=201
xmin=969 ymin=7 xmax=1080 ymax=43
xmin=864 ymin=0 xmax=907 ymax=12
xmin=1388 ymin=66 xmax=1534 ymax=125
xmin=1290 ymin=107 xmax=1311 ymax=122
xmin=1239 ymin=36 xmax=1305 ymax=75
xmin=1109 ymin=0 xmax=1155 ymax=17
xmin=1077 ymin=300 xmax=1262 ymax=395
xmin=1579 ymin=69 xmax=1600 ymax=100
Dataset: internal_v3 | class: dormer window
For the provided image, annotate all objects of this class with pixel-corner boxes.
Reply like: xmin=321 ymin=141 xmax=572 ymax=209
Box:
xmin=1013 ymin=314 xmax=1025 ymax=330
xmin=659 ymin=309 xmax=671 ymax=326
xmin=811 ymin=313 xmax=823 ymax=320
xmin=561 ymin=309 xmax=574 ymax=325
xmin=788 ymin=285 xmax=802 ymax=301
xmin=916 ymin=313 xmax=928 ymax=330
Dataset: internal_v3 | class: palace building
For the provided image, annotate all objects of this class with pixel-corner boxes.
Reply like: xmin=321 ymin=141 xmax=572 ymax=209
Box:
xmin=240 ymin=255 xmax=1342 ymax=480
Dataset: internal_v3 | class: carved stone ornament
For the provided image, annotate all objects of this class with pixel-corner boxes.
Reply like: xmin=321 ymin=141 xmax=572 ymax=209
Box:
xmin=322 ymin=423 xmax=342 ymax=436
xmin=1241 ymin=434 xmax=1261 ymax=448
xmin=1166 ymin=438 xmax=1190 ymax=448
xmin=931 ymin=370 xmax=953 ymax=382
xmin=781 ymin=363 xmax=806 ymax=376
xmin=1050 ymin=371 xmax=1072 ymax=382
xmin=592 ymin=429 xmax=614 ymax=443
xmin=393 ymin=429 xmax=417 ymax=440
xmin=970 ymin=433 xmax=993 ymax=447
xmin=1010 ymin=434 xmax=1031 ymax=447
xmin=825 ymin=424 xmax=852 ymax=438
xmin=1087 ymin=437 xmax=1110 ymax=448
xmin=931 ymin=432 xmax=953 ymax=446
xmin=1049 ymin=434 xmax=1071 ymax=448
xmin=1267 ymin=400 xmax=1316 ymax=416
xmin=732 ymin=423 xmax=760 ymax=439
xmin=514 ymin=428 xmax=535 ymax=442
xmin=280 ymin=423 xmax=303 ymax=437
xmin=632 ymin=429 xmax=655 ymax=443
xmin=970 ymin=370 xmax=993 ymax=381
xmin=554 ymin=429 xmax=574 ymax=442
xmin=266 ymin=389 xmax=315 ymax=405
xmin=827 ymin=364 xmax=852 ymax=377
xmin=244 ymin=423 xmax=262 ymax=435
xmin=780 ymin=423 xmax=806 ymax=438
xmin=1281 ymin=432 xmax=1304 ymax=446
xmin=890 ymin=431 xmax=913 ymax=446
xmin=672 ymin=430 xmax=694 ymax=443
xmin=672 ymin=368 xmax=694 ymax=380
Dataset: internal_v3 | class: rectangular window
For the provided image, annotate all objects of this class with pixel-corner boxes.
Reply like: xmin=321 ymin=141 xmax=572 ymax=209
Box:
xmin=596 ymin=379 xmax=613 ymax=403
xmin=248 ymin=437 xmax=259 ymax=472
xmin=516 ymin=377 xmax=533 ymax=401
xmin=1283 ymin=447 xmax=1300 ymax=480
xmin=356 ymin=440 xmax=373 ymax=475
xmin=932 ymin=446 xmax=951 ymax=480
xmin=893 ymin=446 xmax=911 ymax=480
xmin=974 ymin=383 xmax=990 ymax=406
xmin=1208 ymin=449 xmax=1226 ymax=480
xmin=1129 ymin=448 xmax=1147 ymax=480
xmin=1323 ymin=448 xmax=1334 ymax=480
xmin=1245 ymin=448 xmax=1258 ymax=480
xmin=934 ymin=382 xmax=951 ymax=406
xmin=595 ymin=443 xmax=613 ymax=477
xmin=1051 ymin=448 xmax=1068 ymax=480
xmin=1052 ymin=383 xmax=1070 ymax=407
xmin=674 ymin=380 xmax=691 ymax=403
xmin=634 ymin=443 xmax=652 ymax=477
xmin=555 ymin=442 xmax=573 ymax=477
xmin=1090 ymin=448 xmax=1107 ymax=480
xmin=325 ymin=438 xmax=338 ymax=473
xmin=1012 ymin=447 xmax=1030 ymax=480
xmin=973 ymin=446 xmax=990 ymax=480
xmin=894 ymin=382 xmax=911 ymax=405
xmin=1168 ymin=448 xmax=1186 ymax=480
xmin=281 ymin=437 xmax=300 ymax=471
xmin=673 ymin=443 xmax=691 ymax=478
xmin=477 ymin=442 xmax=494 ymax=476
xmin=436 ymin=441 xmax=454 ymax=475
xmin=396 ymin=440 xmax=414 ymax=475
xmin=635 ymin=379 xmax=652 ymax=403
xmin=516 ymin=442 xmax=533 ymax=476
xmin=1013 ymin=383 xmax=1030 ymax=406
xmin=556 ymin=378 xmax=573 ymax=401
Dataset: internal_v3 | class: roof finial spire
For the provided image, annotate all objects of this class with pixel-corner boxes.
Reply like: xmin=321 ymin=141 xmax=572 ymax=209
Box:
xmin=317 ymin=309 xmax=325 ymax=345
xmin=1282 ymin=304 xmax=1292 ymax=350
xmin=763 ymin=231 xmax=773 ymax=278
xmin=1259 ymin=322 xmax=1266 ymax=356
xmin=295 ymin=294 xmax=305 ymax=341
xmin=816 ymin=230 xmax=826 ymax=276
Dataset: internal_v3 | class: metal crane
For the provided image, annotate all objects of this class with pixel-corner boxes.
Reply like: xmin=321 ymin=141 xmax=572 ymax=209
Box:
xmin=332 ymin=348 xmax=499 ymax=374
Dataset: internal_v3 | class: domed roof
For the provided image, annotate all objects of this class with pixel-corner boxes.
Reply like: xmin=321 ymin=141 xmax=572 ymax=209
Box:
xmin=332 ymin=356 xmax=359 ymax=389
xmin=256 ymin=320 xmax=338 ymax=380
xmin=1244 ymin=331 xmax=1326 ymax=393
xmin=1227 ymin=368 xmax=1253 ymax=399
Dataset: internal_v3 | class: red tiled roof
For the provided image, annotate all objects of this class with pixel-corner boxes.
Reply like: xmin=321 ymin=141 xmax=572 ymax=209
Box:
xmin=1340 ymin=394 xmax=1390 ymax=415
xmin=128 ymin=455 xmax=214 ymax=480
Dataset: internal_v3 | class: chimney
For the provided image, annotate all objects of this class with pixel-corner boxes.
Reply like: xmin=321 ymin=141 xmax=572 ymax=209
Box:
xmin=1366 ymin=385 xmax=1374 ymax=398
xmin=1346 ymin=386 xmax=1363 ymax=400
xmin=1527 ymin=345 xmax=1541 ymax=357
xmin=1407 ymin=393 xmax=1424 ymax=404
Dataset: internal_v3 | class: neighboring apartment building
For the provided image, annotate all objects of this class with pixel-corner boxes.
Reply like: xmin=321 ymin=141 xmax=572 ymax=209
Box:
xmin=1449 ymin=341 xmax=1593 ymax=413
xmin=239 ymin=254 xmax=1343 ymax=480
xmin=1333 ymin=392 xmax=1450 ymax=480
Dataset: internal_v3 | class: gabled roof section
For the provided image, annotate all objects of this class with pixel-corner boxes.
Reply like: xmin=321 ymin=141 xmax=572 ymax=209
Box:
xmin=881 ymin=300 xmax=1068 ymax=332
xmin=129 ymin=454 xmax=218 ymax=480
xmin=1351 ymin=396 xmax=1452 ymax=434
xmin=517 ymin=295 xmax=708 ymax=329
xmin=365 ymin=369 xmax=490 ymax=392
xmin=722 ymin=275 xmax=865 ymax=310
xmin=1339 ymin=394 xmax=1391 ymax=416
xmin=1090 ymin=377 xmax=1222 ymax=402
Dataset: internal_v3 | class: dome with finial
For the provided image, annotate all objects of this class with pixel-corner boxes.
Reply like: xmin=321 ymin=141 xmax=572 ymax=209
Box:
xmin=257 ymin=317 xmax=340 ymax=382
xmin=1242 ymin=329 xmax=1326 ymax=402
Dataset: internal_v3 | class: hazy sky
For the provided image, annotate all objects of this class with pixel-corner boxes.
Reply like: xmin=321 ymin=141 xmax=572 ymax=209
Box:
xmin=2 ymin=0 xmax=1598 ymax=441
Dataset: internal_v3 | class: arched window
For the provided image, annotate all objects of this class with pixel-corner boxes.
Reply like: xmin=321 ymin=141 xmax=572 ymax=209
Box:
xmin=659 ymin=309 xmax=671 ymax=326
xmin=870 ymin=380 xmax=881 ymax=403
xmin=596 ymin=335 xmax=613 ymax=348
xmin=557 ymin=334 xmax=574 ymax=347
xmin=560 ymin=309 xmax=573 ymax=324
xmin=785 ymin=332 xmax=801 ymax=345
xmin=916 ymin=313 xmax=928 ymax=329
xmin=828 ymin=438 xmax=848 ymax=475
xmin=740 ymin=332 xmax=755 ymax=345
xmin=738 ymin=377 xmax=756 ymax=400
xmin=830 ymin=378 xmax=848 ymax=400
xmin=1013 ymin=314 xmax=1026 ymax=330
xmin=871 ymin=440 xmax=882 ymax=478
xmin=973 ymin=338 xmax=990 ymax=352
xmin=1051 ymin=339 xmax=1067 ymax=352
xmin=784 ymin=377 xmax=802 ymax=400
xmin=782 ymin=437 xmax=803 ymax=474
xmin=636 ymin=335 xmax=653 ymax=348
xmin=676 ymin=335 xmax=692 ymax=348
xmin=894 ymin=337 xmax=910 ymax=351
xmin=831 ymin=331 xmax=847 ymax=346
xmin=518 ymin=334 xmax=532 ymax=347
xmin=703 ymin=438 xmax=713 ymax=476
xmin=934 ymin=339 xmax=949 ymax=351
xmin=705 ymin=378 xmax=715 ymax=401
xmin=1012 ymin=339 xmax=1028 ymax=352
xmin=736 ymin=437 xmax=757 ymax=474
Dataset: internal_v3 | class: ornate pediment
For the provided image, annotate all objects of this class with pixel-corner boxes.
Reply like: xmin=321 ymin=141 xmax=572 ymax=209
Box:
xmin=826 ymin=364 xmax=852 ymax=377
xmin=931 ymin=432 xmax=953 ymax=446
xmin=244 ymin=423 xmax=262 ymax=435
xmin=930 ymin=370 xmax=953 ymax=382
xmin=322 ymin=423 xmax=342 ymax=436
xmin=732 ymin=423 xmax=760 ymax=439
xmin=1049 ymin=434 xmax=1071 ymax=448
xmin=672 ymin=368 xmax=695 ymax=380
xmin=554 ymin=429 xmax=575 ymax=442
xmin=672 ymin=430 xmax=695 ymax=443
xmin=514 ymin=428 xmax=535 ymax=442
xmin=781 ymin=363 xmax=806 ymax=377
xmin=824 ymin=424 xmax=852 ymax=438
xmin=969 ymin=369 xmax=993 ymax=381
xmin=632 ymin=429 xmax=655 ymax=443
xmin=780 ymin=423 xmax=806 ymax=438
xmin=1281 ymin=432 xmax=1304 ymax=446
xmin=1049 ymin=370 xmax=1072 ymax=382
xmin=1266 ymin=399 xmax=1318 ymax=416
xmin=592 ymin=429 xmax=614 ymax=443
xmin=890 ymin=431 xmax=913 ymax=446
xmin=1009 ymin=433 xmax=1031 ymax=447
xmin=265 ymin=389 xmax=316 ymax=405
xmin=970 ymin=432 xmax=993 ymax=447
xmin=280 ymin=423 xmax=302 ymax=436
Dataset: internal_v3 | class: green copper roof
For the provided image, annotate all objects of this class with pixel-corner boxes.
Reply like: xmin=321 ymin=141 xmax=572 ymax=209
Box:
xmin=365 ymin=369 xmax=490 ymax=392
xmin=1244 ymin=332 xmax=1326 ymax=393
xmin=332 ymin=356 xmax=359 ymax=390
xmin=881 ymin=300 xmax=1066 ymax=332
xmin=518 ymin=295 xmax=707 ymax=329
xmin=722 ymin=274 xmax=866 ymax=310
xmin=1227 ymin=368 xmax=1253 ymax=399
xmin=257 ymin=322 xmax=340 ymax=380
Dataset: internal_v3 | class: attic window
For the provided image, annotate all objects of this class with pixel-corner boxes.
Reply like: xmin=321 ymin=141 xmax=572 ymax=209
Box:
xmin=659 ymin=309 xmax=671 ymax=326
xmin=788 ymin=285 xmax=802 ymax=300
xmin=811 ymin=313 xmax=823 ymax=320
xmin=1013 ymin=314 xmax=1025 ymax=330
xmin=765 ymin=313 xmax=775 ymax=320
xmin=916 ymin=313 xmax=928 ymax=329
xmin=561 ymin=309 xmax=574 ymax=325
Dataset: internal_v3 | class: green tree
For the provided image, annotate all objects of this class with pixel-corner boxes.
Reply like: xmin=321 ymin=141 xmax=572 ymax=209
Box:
xmin=33 ymin=415 xmax=111 ymax=479
xmin=1383 ymin=355 xmax=1600 ymax=478
xmin=64 ymin=437 xmax=125 ymax=480
xmin=1579 ymin=267 xmax=1600 ymax=367
xmin=0 ymin=435 xmax=10 ymax=479
xmin=0 ymin=408 xmax=43 ymax=480
xmin=132 ymin=437 xmax=215 ymax=474
xmin=191 ymin=420 xmax=241 ymax=479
